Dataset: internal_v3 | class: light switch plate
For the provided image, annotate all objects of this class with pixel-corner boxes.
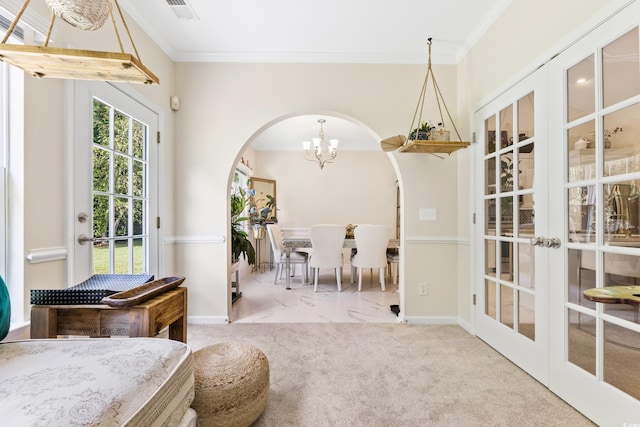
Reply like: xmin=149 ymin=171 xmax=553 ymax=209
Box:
xmin=419 ymin=208 xmax=437 ymax=221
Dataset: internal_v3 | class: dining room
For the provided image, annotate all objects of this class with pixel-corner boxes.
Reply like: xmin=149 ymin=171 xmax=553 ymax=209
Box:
xmin=229 ymin=114 xmax=401 ymax=323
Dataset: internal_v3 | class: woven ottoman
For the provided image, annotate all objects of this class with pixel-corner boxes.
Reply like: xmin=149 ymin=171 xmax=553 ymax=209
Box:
xmin=191 ymin=342 xmax=270 ymax=427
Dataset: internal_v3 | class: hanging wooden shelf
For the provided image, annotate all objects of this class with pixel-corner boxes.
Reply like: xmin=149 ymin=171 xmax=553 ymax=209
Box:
xmin=0 ymin=44 xmax=159 ymax=85
xmin=398 ymin=139 xmax=470 ymax=154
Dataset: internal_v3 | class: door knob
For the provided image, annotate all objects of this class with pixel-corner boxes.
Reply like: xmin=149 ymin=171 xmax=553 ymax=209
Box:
xmin=530 ymin=236 xmax=545 ymax=246
xmin=77 ymin=234 xmax=96 ymax=245
xmin=543 ymin=237 xmax=561 ymax=248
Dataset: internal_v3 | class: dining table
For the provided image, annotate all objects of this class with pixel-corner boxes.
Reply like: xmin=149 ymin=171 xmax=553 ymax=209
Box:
xmin=281 ymin=236 xmax=400 ymax=289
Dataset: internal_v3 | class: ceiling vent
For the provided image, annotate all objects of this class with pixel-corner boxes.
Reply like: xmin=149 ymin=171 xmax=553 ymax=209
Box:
xmin=165 ymin=0 xmax=199 ymax=20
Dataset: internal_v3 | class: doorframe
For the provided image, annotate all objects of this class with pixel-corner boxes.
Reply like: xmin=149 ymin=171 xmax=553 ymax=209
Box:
xmin=64 ymin=81 xmax=165 ymax=287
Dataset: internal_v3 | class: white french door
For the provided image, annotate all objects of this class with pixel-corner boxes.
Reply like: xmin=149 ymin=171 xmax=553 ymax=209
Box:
xmin=547 ymin=3 xmax=640 ymax=424
xmin=70 ymin=81 xmax=159 ymax=285
xmin=474 ymin=71 xmax=550 ymax=384
xmin=476 ymin=1 xmax=640 ymax=424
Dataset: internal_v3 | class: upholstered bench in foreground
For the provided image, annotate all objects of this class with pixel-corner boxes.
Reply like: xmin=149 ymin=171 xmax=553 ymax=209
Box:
xmin=191 ymin=342 xmax=270 ymax=427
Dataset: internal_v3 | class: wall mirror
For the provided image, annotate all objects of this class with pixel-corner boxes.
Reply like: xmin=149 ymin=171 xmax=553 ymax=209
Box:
xmin=250 ymin=177 xmax=277 ymax=222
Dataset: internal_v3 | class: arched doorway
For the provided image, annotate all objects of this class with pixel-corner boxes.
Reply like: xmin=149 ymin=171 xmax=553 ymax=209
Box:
xmin=227 ymin=112 xmax=404 ymax=322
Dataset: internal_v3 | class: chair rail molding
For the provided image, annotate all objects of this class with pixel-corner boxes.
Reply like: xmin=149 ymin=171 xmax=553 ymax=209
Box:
xmin=405 ymin=236 xmax=469 ymax=245
xmin=166 ymin=235 xmax=226 ymax=244
xmin=26 ymin=247 xmax=67 ymax=264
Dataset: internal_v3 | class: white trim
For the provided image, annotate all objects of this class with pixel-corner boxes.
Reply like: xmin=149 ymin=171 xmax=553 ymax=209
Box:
xmin=26 ymin=247 xmax=67 ymax=263
xmin=456 ymin=0 xmax=512 ymax=63
xmin=457 ymin=319 xmax=473 ymax=335
xmin=405 ymin=236 xmax=469 ymax=245
xmin=403 ymin=316 xmax=458 ymax=325
xmin=166 ymin=235 xmax=226 ymax=244
xmin=187 ymin=315 xmax=229 ymax=325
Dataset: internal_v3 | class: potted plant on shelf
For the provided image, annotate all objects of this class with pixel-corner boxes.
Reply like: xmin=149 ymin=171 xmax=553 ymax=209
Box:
xmin=230 ymin=187 xmax=255 ymax=266
xmin=408 ymin=121 xmax=448 ymax=141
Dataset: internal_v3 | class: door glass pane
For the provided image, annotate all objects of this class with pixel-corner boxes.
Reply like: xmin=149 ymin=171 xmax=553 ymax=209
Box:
xmin=114 ymin=240 xmax=128 ymax=274
xmin=604 ymin=181 xmax=640 ymax=239
xmin=567 ymin=55 xmax=595 ymax=122
xmin=518 ymin=290 xmax=535 ymax=341
xmin=485 ymin=157 xmax=496 ymax=195
xmin=485 ymin=239 xmax=496 ymax=277
xmin=500 ymin=241 xmax=514 ymax=280
xmin=500 ymin=105 xmax=513 ymax=149
xmin=114 ymin=197 xmax=128 ymax=237
xmin=518 ymin=92 xmax=534 ymax=139
xmin=568 ymin=248 xmax=597 ymax=309
xmin=568 ymin=186 xmax=596 ymax=243
xmin=93 ymin=147 xmax=109 ymax=192
xmin=486 ymin=116 xmax=496 ymax=154
xmin=93 ymin=100 xmax=110 ymax=147
xmin=485 ymin=279 xmax=496 ymax=319
xmin=568 ymin=309 xmax=596 ymax=375
xmin=133 ymin=238 xmax=144 ymax=274
xmin=603 ymin=103 xmax=640 ymax=174
xmin=604 ymin=321 xmax=640 ymax=400
xmin=603 ymin=253 xmax=640 ymax=322
xmin=485 ymin=199 xmax=496 ymax=234
xmin=114 ymin=110 xmax=129 ymax=154
xmin=114 ymin=154 xmax=128 ymax=195
xmin=132 ymin=119 xmax=145 ymax=159
xmin=568 ymin=121 xmax=596 ymax=182
xmin=500 ymin=195 xmax=513 ymax=237
xmin=518 ymin=242 xmax=535 ymax=289
xmin=500 ymin=284 xmax=514 ymax=328
xmin=603 ymin=27 xmax=640 ymax=108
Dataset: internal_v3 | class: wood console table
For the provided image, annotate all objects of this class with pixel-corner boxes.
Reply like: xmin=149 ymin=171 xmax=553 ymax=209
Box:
xmin=30 ymin=287 xmax=188 ymax=343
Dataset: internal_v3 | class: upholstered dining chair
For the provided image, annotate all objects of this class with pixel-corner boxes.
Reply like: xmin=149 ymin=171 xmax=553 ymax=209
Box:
xmin=266 ymin=224 xmax=309 ymax=285
xmin=351 ymin=225 xmax=390 ymax=291
xmin=309 ymin=224 xmax=346 ymax=292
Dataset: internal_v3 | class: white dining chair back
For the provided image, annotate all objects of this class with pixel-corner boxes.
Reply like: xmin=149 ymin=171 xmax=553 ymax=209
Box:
xmin=309 ymin=224 xmax=346 ymax=292
xmin=266 ymin=224 xmax=309 ymax=285
xmin=351 ymin=225 xmax=390 ymax=291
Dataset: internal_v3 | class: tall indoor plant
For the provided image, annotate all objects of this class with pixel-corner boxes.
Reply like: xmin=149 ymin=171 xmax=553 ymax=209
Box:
xmin=230 ymin=187 xmax=255 ymax=266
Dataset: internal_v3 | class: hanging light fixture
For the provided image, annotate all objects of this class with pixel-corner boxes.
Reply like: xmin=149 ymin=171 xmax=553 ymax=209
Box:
xmin=302 ymin=119 xmax=339 ymax=169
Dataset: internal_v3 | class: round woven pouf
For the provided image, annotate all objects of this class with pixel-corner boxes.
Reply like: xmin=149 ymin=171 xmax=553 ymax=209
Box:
xmin=191 ymin=342 xmax=269 ymax=427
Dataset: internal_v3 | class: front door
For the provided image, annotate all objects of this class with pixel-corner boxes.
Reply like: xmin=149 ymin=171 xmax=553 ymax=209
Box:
xmin=474 ymin=72 xmax=550 ymax=383
xmin=547 ymin=4 xmax=640 ymax=423
xmin=70 ymin=81 xmax=159 ymax=285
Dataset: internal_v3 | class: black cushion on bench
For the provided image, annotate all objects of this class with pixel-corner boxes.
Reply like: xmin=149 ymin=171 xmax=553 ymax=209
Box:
xmin=30 ymin=274 xmax=153 ymax=305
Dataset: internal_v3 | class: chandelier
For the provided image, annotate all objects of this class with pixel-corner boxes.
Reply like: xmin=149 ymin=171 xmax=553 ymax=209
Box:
xmin=302 ymin=119 xmax=339 ymax=169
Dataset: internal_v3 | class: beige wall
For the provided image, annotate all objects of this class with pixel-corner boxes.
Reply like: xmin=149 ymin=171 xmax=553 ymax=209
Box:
xmin=174 ymin=62 xmax=464 ymax=322
xmin=251 ymin=150 xmax=396 ymax=230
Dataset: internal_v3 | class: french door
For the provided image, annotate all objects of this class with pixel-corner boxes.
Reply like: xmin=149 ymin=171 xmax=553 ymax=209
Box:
xmin=71 ymin=81 xmax=159 ymax=284
xmin=476 ymin=1 xmax=640 ymax=424
xmin=474 ymin=72 xmax=549 ymax=384
xmin=547 ymin=3 xmax=640 ymax=424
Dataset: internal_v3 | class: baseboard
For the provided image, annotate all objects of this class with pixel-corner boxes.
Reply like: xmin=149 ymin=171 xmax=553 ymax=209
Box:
xmin=187 ymin=316 xmax=230 ymax=325
xmin=402 ymin=316 xmax=458 ymax=325
xmin=457 ymin=318 xmax=473 ymax=334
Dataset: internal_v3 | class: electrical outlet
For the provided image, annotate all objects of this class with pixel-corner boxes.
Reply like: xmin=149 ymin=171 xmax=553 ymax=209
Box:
xmin=419 ymin=282 xmax=428 ymax=295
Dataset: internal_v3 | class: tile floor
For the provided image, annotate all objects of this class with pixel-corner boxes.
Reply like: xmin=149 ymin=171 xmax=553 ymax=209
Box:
xmin=230 ymin=265 xmax=401 ymax=323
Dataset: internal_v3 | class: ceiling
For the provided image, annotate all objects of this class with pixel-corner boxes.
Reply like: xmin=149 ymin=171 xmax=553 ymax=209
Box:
xmin=119 ymin=0 xmax=510 ymax=151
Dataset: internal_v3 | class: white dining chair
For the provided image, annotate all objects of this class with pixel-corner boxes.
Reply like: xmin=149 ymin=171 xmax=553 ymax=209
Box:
xmin=309 ymin=224 xmax=346 ymax=292
xmin=386 ymin=248 xmax=399 ymax=285
xmin=266 ymin=224 xmax=309 ymax=285
xmin=351 ymin=225 xmax=390 ymax=291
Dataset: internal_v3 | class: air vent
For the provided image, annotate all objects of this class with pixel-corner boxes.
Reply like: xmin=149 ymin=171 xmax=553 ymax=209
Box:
xmin=165 ymin=0 xmax=199 ymax=20
xmin=1 ymin=14 xmax=24 ymax=41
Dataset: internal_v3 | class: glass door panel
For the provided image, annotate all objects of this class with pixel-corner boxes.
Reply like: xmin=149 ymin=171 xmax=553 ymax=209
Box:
xmin=549 ymin=15 xmax=640 ymax=423
xmin=476 ymin=76 xmax=547 ymax=384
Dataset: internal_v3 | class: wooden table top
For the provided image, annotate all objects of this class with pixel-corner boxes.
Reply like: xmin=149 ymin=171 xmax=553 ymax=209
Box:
xmin=583 ymin=286 xmax=640 ymax=305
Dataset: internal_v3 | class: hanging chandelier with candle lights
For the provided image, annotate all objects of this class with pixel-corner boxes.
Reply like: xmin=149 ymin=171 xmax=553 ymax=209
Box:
xmin=302 ymin=119 xmax=339 ymax=169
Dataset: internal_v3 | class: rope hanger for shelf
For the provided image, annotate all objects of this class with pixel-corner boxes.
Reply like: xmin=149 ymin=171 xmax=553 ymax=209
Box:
xmin=380 ymin=38 xmax=469 ymax=155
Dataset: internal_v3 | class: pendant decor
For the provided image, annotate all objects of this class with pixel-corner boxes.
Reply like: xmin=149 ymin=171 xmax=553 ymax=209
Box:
xmin=380 ymin=38 xmax=468 ymax=156
xmin=0 ymin=0 xmax=159 ymax=85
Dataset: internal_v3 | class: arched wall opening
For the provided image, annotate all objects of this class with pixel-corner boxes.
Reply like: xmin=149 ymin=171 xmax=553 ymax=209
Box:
xmin=226 ymin=111 xmax=405 ymax=321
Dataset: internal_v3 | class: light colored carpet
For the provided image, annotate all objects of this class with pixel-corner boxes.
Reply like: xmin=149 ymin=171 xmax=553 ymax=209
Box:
xmin=187 ymin=323 xmax=594 ymax=426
